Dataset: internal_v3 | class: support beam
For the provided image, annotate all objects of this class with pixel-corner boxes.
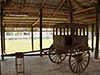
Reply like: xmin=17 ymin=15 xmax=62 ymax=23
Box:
xmin=31 ymin=26 xmax=34 ymax=51
xmin=92 ymin=0 xmax=97 ymax=4
xmin=21 ymin=0 xmax=25 ymax=9
xmin=1 ymin=6 xmax=4 ymax=60
xmin=73 ymin=6 xmax=95 ymax=14
xmin=3 ymin=26 xmax=5 ymax=54
xmin=2 ymin=0 xmax=14 ymax=7
xmin=95 ymin=3 xmax=99 ymax=59
xmin=40 ymin=8 xmax=42 ymax=57
xmin=38 ymin=0 xmax=46 ymax=15
xmin=92 ymin=25 xmax=94 ymax=52
xmin=72 ymin=0 xmax=93 ymax=9
xmin=70 ymin=0 xmax=84 ymax=9
xmin=53 ymin=0 xmax=65 ymax=16
xmin=32 ymin=19 xmax=40 ymax=26
xmin=41 ymin=0 xmax=46 ymax=9
xmin=66 ymin=0 xmax=72 ymax=12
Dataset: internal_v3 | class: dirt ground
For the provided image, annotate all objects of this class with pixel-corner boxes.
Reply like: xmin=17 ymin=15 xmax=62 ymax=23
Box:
xmin=1 ymin=52 xmax=100 ymax=75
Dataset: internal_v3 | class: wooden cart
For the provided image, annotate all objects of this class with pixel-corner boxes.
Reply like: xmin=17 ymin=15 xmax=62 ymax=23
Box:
xmin=49 ymin=23 xmax=91 ymax=74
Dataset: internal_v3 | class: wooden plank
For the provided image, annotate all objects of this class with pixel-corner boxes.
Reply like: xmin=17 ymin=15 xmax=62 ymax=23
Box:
xmin=53 ymin=0 xmax=65 ymax=16
xmin=92 ymin=25 xmax=94 ymax=52
xmin=73 ymin=6 xmax=95 ymax=14
xmin=56 ymin=28 xmax=58 ymax=35
xmin=3 ymin=26 xmax=5 ymax=54
xmin=70 ymin=0 xmax=84 ymax=9
xmin=60 ymin=28 xmax=62 ymax=35
xmin=40 ymin=8 xmax=42 ymax=57
xmin=31 ymin=27 xmax=34 ymax=51
xmin=38 ymin=0 xmax=46 ymax=15
xmin=32 ymin=19 xmax=40 ymax=26
xmin=41 ymin=0 xmax=46 ymax=9
xmin=21 ymin=0 xmax=25 ymax=9
xmin=1 ymin=6 xmax=4 ymax=60
xmin=95 ymin=4 xmax=99 ymax=59
xmin=2 ymin=0 xmax=14 ymax=7
xmin=66 ymin=0 xmax=72 ymax=12
xmin=76 ymin=28 xmax=78 ymax=36
xmin=64 ymin=28 xmax=65 ymax=35
xmin=83 ymin=28 xmax=85 ymax=36
xmin=72 ymin=0 xmax=93 ymax=9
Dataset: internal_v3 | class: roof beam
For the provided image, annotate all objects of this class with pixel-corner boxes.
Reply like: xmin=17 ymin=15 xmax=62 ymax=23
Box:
xmin=21 ymin=0 xmax=25 ymax=9
xmin=4 ymin=0 xmax=6 ymax=3
xmin=41 ymin=0 xmax=46 ymax=9
xmin=73 ymin=6 xmax=95 ymax=14
xmin=92 ymin=0 xmax=97 ymax=4
xmin=2 ymin=0 xmax=14 ymax=7
xmin=21 ymin=0 xmax=25 ymax=14
xmin=38 ymin=0 xmax=46 ymax=15
xmin=53 ymin=0 xmax=65 ymax=16
xmin=72 ymin=0 xmax=93 ymax=9
xmin=70 ymin=0 xmax=84 ymax=9
xmin=32 ymin=19 xmax=40 ymax=26
xmin=66 ymin=0 xmax=72 ymax=12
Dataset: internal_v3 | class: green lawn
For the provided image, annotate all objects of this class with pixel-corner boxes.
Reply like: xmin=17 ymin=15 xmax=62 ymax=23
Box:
xmin=3 ymin=38 xmax=53 ymax=54
xmin=0 ymin=36 xmax=99 ymax=54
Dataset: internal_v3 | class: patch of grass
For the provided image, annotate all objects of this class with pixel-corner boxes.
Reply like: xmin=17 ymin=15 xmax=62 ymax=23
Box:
xmin=0 ymin=36 xmax=100 ymax=54
xmin=2 ymin=38 xmax=53 ymax=54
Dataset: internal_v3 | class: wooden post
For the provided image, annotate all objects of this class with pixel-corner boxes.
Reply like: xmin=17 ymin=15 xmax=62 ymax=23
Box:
xmin=40 ymin=8 xmax=42 ymax=57
xmin=64 ymin=28 xmax=65 ymax=35
xmin=67 ymin=28 xmax=69 ymax=35
xmin=87 ymin=26 xmax=88 ymax=46
xmin=92 ymin=25 xmax=94 ymax=52
xmin=53 ymin=28 xmax=54 ymax=43
xmin=1 ymin=6 xmax=4 ymax=60
xmin=76 ymin=28 xmax=78 ymax=36
xmin=83 ymin=28 xmax=85 ymax=36
xmin=70 ymin=12 xmax=74 ymax=35
xmin=56 ymin=28 xmax=57 ymax=35
xmin=95 ymin=4 xmax=99 ymax=59
xmin=3 ymin=26 xmax=5 ymax=54
xmin=60 ymin=28 xmax=62 ymax=35
xmin=80 ymin=28 xmax=81 ymax=36
xmin=31 ymin=26 xmax=34 ymax=51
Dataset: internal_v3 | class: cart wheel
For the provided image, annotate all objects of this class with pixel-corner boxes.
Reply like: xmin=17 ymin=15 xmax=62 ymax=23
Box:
xmin=49 ymin=45 xmax=66 ymax=64
xmin=69 ymin=44 xmax=90 ymax=74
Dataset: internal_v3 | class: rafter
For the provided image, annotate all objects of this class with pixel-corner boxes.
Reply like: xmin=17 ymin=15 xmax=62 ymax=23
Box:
xmin=21 ymin=0 xmax=25 ymax=9
xmin=4 ymin=0 xmax=6 ymax=3
xmin=38 ymin=0 xmax=46 ymax=15
xmin=32 ymin=19 xmax=40 ymax=26
xmin=41 ymin=0 xmax=46 ymax=9
xmin=2 ymin=0 xmax=14 ymax=7
xmin=70 ymin=0 xmax=84 ymax=9
xmin=72 ymin=0 xmax=93 ymax=9
xmin=66 ymin=0 xmax=72 ymax=12
xmin=73 ymin=6 xmax=95 ymax=14
xmin=92 ymin=0 xmax=97 ymax=4
xmin=53 ymin=0 xmax=65 ymax=16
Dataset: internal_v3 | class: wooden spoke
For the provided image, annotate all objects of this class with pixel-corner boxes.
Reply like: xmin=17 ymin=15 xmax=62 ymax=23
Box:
xmin=82 ymin=59 xmax=88 ymax=62
xmin=80 ymin=62 xmax=84 ymax=71
xmin=69 ymin=44 xmax=90 ymax=74
xmin=49 ymin=45 xmax=66 ymax=64
xmin=71 ymin=60 xmax=77 ymax=67
xmin=71 ymin=59 xmax=76 ymax=62
xmin=72 ymin=62 xmax=77 ymax=70
xmin=81 ymin=61 xmax=86 ymax=67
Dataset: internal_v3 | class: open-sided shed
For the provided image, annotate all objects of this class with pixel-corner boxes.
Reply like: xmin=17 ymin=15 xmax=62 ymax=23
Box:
xmin=0 ymin=0 xmax=100 ymax=75
xmin=0 ymin=0 xmax=100 ymax=61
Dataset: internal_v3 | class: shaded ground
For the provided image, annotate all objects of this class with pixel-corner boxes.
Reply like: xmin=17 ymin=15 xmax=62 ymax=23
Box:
xmin=1 ymin=52 xmax=100 ymax=75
